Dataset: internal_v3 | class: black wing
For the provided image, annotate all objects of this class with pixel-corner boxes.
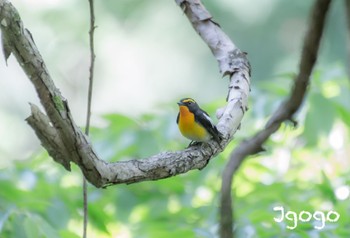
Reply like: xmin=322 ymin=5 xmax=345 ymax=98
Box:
xmin=176 ymin=112 xmax=179 ymax=124
xmin=195 ymin=108 xmax=222 ymax=143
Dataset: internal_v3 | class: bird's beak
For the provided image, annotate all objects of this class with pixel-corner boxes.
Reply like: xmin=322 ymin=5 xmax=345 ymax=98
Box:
xmin=177 ymin=101 xmax=183 ymax=106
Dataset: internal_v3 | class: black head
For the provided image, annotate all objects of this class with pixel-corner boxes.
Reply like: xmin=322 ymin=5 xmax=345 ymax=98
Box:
xmin=177 ymin=98 xmax=199 ymax=111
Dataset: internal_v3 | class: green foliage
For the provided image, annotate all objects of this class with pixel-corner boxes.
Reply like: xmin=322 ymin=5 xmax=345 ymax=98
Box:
xmin=1 ymin=64 xmax=349 ymax=238
xmin=1 ymin=0 xmax=350 ymax=236
xmin=231 ymin=65 xmax=350 ymax=238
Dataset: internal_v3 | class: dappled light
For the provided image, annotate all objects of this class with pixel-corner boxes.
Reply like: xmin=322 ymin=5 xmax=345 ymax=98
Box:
xmin=1 ymin=0 xmax=349 ymax=237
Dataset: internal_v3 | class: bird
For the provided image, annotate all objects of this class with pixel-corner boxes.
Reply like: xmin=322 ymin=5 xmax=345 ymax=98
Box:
xmin=176 ymin=98 xmax=222 ymax=147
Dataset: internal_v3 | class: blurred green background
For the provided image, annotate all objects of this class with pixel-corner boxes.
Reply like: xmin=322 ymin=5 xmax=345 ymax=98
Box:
xmin=0 ymin=0 xmax=349 ymax=237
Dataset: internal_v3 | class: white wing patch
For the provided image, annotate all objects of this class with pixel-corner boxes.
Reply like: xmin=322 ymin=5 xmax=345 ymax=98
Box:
xmin=203 ymin=113 xmax=214 ymax=125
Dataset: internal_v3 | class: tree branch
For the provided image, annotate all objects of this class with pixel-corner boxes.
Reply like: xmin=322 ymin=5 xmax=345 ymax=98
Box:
xmin=0 ymin=0 xmax=250 ymax=187
xmin=345 ymin=0 xmax=350 ymax=78
xmin=219 ymin=0 xmax=332 ymax=237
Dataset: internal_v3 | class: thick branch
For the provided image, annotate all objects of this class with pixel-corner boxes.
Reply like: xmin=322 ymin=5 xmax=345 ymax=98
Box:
xmin=175 ymin=0 xmax=251 ymax=135
xmin=0 ymin=0 xmax=250 ymax=188
xmin=219 ymin=0 xmax=332 ymax=237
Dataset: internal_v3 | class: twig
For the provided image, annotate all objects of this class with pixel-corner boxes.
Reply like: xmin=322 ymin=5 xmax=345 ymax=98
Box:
xmin=86 ymin=0 xmax=96 ymax=136
xmin=83 ymin=0 xmax=96 ymax=237
xmin=83 ymin=177 xmax=88 ymax=238
xmin=219 ymin=0 xmax=332 ymax=237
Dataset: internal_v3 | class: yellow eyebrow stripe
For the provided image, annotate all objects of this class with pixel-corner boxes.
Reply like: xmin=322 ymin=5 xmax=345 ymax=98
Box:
xmin=182 ymin=98 xmax=195 ymax=103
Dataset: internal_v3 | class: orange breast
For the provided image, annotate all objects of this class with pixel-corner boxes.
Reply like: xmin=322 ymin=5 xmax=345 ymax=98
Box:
xmin=178 ymin=106 xmax=210 ymax=142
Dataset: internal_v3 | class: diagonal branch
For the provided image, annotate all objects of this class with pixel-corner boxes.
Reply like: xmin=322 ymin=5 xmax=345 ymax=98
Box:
xmin=345 ymin=0 xmax=350 ymax=78
xmin=0 ymin=0 xmax=250 ymax=188
xmin=219 ymin=0 xmax=332 ymax=237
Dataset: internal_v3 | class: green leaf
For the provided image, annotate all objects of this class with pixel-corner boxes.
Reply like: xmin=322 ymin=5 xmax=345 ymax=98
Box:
xmin=89 ymin=204 xmax=110 ymax=234
xmin=334 ymin=101 xmax=350 ymax=128
xmin=6 ymin=212 xmax=27 ymax=238
xmin=30 ymin=213 xmax=60 ymax=238
xmin=303 ymin=93 xmax=336 ymax=146
xmin=59 ymin=230 xmax=81 ymax=238
xmin=318 ymin=171 xmax=337 ymax=204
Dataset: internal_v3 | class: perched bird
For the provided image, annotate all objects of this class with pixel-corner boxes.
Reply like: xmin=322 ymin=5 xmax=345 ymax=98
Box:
xmin=176 ymin=98 xmax=222 ymax=147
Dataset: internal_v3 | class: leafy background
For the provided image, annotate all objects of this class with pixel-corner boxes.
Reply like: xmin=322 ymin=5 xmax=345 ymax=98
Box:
xmin=0 ymin=0 xmax=349 ymax=237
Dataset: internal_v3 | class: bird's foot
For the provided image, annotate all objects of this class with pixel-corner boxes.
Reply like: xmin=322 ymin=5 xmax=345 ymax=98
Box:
xmin=187 ymin=141 xmax=202 ymax=148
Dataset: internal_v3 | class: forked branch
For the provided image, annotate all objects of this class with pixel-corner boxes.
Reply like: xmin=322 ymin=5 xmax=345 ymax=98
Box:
xmin=0 ymin=0 xmax=250 ymax=187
